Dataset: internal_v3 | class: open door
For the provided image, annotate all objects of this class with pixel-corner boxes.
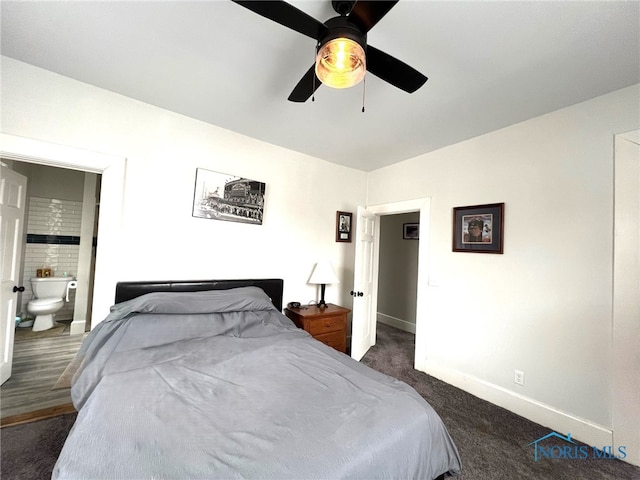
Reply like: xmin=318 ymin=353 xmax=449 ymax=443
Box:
xmin=350 ymin=207 xmax=377 ymax=361
xmin=0 ymin=164 xmax=27 ymax=385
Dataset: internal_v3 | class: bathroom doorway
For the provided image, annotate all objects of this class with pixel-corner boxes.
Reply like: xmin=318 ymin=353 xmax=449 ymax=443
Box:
xmin=11 ymin=161 xmax=101 ymax=334
xmin=0 ymin=160 xmax=100 ymax=420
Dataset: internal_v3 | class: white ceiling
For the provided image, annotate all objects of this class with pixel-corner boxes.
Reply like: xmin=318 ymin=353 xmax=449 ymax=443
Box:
xmin=2 ymin=1 xmax=639 ymax=172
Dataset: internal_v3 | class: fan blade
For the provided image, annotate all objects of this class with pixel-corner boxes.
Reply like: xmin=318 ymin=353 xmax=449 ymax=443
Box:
xmin=348 ymin=1 xmax=398 ymax=33
xmin=231 ymin=1 xmax=327 ymax=40
xmin=366 ymin=45 xmax=427 ymax=93
xmin=288 ymin=65 xmax=321 ymax=102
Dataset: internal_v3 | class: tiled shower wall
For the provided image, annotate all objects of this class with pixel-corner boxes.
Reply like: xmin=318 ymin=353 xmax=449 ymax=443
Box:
xmin=19 ymin=197 xmax=81 ymax=321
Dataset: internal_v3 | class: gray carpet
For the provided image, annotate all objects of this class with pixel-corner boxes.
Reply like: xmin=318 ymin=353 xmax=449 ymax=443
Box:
xmin=1 ymin=412 xmax=76 ymax=479
xmin=1 ymin=323 xmax=639 ymax=479
xmin=360 ymin=323 xmax=640 ymax=480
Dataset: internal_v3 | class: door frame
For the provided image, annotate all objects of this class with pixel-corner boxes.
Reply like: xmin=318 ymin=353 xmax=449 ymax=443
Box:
xmin=362 ymin=198 xmax=430 ymax=366
xmin=0 ymin=134 xmax=126 ymax=326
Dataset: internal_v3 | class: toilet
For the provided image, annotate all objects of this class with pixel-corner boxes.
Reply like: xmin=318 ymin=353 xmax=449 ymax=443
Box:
xmin=27 ymin=277 xmax=77 ymax=332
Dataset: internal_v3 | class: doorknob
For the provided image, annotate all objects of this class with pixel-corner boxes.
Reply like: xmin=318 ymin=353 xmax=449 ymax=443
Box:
xmin=13 ymin=285 xmax=25 ymax=293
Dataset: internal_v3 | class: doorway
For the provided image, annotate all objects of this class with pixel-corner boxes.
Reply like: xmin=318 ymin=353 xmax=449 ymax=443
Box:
xmin=0 ymin=134 xmax=125 ymax=419
xmin=11 ymin=162 xmax=100 ymax=333
xmin=375 ymin=212 xmax=419 ymax=363
xmin=0 ymin=162 xmax=100 ymax=419
xmin=354 ymin=198 xmax=429 ymax=365
xmin=377 ymin=212 xmax=420 ymax=334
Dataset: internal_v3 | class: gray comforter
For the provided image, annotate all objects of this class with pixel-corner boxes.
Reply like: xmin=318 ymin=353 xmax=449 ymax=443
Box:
xmin=53 ymin=287 xmax=461 ymax=479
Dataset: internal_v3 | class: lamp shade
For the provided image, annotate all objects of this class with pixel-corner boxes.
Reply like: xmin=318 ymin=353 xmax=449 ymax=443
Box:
xmin=309 ymin=261 xmax=339 ymax=308
xmin=314 ymin=17 xmax=367 ymax=90
xmin=315 ymin=37 xmax=366 ymax=89
xmin=308 ymin=261 xmax=340 ymax=285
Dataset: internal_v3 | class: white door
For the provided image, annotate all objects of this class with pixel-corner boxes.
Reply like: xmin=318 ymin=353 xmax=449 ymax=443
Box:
xmin=0 ymin=165 xmax=27 ymax=384
xmin=351 ymin=206 xmax=377 ymax=361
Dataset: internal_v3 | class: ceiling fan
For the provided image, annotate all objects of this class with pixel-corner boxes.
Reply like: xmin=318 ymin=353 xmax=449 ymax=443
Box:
xmin=231 ymin=0 xmax=428 ymax=102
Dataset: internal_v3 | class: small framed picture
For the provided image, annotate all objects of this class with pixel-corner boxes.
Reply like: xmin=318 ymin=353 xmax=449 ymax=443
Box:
xmin=453 ymin=203 xmax=504 ymax=254
xmin=336 ymin=211 xmax=352 ymax=242
xmin=403 ymin=223 xmax=419 ymax=240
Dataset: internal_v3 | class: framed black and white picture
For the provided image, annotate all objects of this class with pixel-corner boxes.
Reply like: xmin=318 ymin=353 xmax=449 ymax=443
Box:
xmin=336 ymin=211 xmax=352 ymax=242
xmin=452 ymin=203 xmax=504 ymax=253
xmin=403 ymin=223 xmax=419 ymax=240
xmin=192 ymin=168 xmax=265 ymax=225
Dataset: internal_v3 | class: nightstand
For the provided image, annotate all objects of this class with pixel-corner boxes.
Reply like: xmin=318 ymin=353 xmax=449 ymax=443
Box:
xmin=284 ymin=304 xmax=351 ymax=353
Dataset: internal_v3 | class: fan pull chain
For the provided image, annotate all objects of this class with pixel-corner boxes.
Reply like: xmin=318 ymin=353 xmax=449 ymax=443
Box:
xmin=312 ymin=46 xmax=316 ymax=102
xmin=361 ymin=75 xmax=366 ymax=113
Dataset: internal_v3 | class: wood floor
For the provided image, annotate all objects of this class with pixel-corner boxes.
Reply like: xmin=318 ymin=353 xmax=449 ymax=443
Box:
xmin=0 ymin=327 xmax=85 ymax=424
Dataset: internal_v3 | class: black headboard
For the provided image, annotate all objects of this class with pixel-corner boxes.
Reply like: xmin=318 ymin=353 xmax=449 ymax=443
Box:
xmin=114 ymin=278 xmax=284 ymax=312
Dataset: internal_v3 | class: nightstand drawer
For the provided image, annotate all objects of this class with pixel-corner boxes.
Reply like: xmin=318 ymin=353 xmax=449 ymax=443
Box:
xmin=308 ymin=316 xmax=345 ymax=335
xmin=314 ymin=331 xmax=346 ymax=352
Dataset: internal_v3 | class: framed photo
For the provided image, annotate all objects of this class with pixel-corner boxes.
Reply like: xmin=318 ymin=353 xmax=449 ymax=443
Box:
xmin=452 ymin=203 xmax=504 ymax=254
xmin=192 ymin=168 xmax=265 ymax=225
xmin=336 ymin=211 xmax=352 ymax=242
xmin=403 ymin=223 xmax=419 ymax=240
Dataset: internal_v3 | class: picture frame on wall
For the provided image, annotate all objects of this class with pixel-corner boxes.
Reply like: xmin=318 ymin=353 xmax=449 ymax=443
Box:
xmin=192 ymin=168 xmax=266 ymax=225
xmin=403 ymin=223 xmax=419 ymax=240
xmin=336 ymin=211 xmax=352 ymax=242
xmin=452 ymin=203 xmax=504 ymax=254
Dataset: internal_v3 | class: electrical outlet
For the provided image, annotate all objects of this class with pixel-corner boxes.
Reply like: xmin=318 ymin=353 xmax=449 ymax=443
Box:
xmin=514 ymin=369 xmax=525 ymax=386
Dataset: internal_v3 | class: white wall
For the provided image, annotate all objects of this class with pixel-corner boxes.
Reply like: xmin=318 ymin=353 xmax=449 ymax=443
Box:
xmin=367 ymin=84 xmax=640 ymax=454
xmin=1 ymin=57 xmax=367 ymax=322
xmin=13 ymin=163 xmax=85 ymax=201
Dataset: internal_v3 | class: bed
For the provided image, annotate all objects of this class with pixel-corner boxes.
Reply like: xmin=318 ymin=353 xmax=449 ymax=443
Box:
xmin=53 ymin=279 xmax=461 ymax=479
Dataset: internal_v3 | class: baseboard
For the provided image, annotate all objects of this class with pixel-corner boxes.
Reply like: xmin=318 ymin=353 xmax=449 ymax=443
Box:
xmin=69 ymin=319 xmax=86 ymax=335
xmin=417 ymin=359 xmax=613 ymax=449
xmin=377 ymin=313 xmax=416 ymax=334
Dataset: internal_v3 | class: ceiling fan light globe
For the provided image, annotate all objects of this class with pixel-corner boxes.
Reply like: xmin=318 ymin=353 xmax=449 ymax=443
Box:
xmin=315 ymin=38 xmax=366 ymax=89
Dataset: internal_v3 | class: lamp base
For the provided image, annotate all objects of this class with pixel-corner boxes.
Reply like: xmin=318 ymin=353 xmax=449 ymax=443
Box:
xmin=318 ymin=283 xmax=327 ymax=308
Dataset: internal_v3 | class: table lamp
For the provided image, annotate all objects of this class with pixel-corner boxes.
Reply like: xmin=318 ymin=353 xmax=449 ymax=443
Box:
xmin=308 ymin=261 xmax=339 ymax=308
